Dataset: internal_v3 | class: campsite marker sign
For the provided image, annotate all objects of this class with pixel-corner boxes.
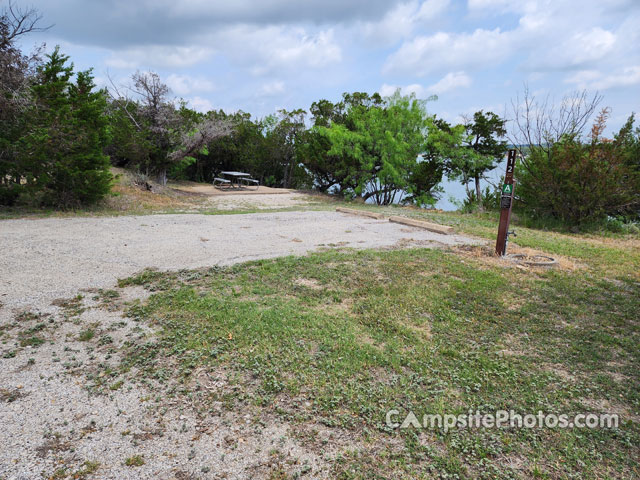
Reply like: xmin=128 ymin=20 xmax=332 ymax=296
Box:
xmin=495 ymin=149 xmax=517 ymax=256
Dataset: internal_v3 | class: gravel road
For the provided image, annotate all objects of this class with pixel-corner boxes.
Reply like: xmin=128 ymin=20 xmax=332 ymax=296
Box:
xmin=0 ymin=210 xmax=476 ymax=312
xmin=0 ymin=210 xmax=478 ymax=479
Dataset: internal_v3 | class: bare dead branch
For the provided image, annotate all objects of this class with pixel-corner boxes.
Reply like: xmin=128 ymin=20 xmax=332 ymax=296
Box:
xmin=105 ymin=71 xmax=143 ymax=130
xmin=169 ymin=116 xmax=235 ymax=162
xmin=1 ymin=0 xmax=52 ymax=48
xmin=508 ymin=84 xmax=602 ymax=167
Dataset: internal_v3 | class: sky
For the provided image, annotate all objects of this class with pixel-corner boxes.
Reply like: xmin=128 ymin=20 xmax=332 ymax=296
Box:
xmin=14 ymin=0 xmax=640 ymax=208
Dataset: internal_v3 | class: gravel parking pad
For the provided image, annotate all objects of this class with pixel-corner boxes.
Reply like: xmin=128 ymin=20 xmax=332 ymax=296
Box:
xmin=0 ymin=211 xmax=479 ymax=479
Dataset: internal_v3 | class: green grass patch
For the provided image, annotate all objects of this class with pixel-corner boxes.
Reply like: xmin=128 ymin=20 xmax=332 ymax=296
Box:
xmin=342 ymin=204 xmax=640 ymax=279
xmin=77 ymin=328 xmax=95 ymax=342
xmin=19 ymin=335 xmax=45 ymax=347
xmin=116 ymin=244 xmax=639 ymax=479
xmin=124 ymin=455 xmax=145 ymax=467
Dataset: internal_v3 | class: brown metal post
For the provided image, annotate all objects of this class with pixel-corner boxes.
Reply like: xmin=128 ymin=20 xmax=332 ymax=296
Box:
xmin=495 ymin=149 xmax=517 ymax=256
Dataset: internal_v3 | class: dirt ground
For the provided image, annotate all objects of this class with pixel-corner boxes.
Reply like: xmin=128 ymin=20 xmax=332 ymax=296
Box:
xmin=0 ymin=210 xmax=480 ymax=479
xmin=205 ymin=192 xmax=321 ymax=210
xmin=171 ymin=181 xmax=294 ymax=196
xmin=0 ymin=211 xmax=478 ymax=312
xmin=170 ymin=180 xmax=326 ymax=211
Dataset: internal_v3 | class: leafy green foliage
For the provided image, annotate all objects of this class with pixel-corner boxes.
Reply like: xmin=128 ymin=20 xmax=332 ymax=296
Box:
xmin=309 ymin=90 xmax=441 ymax=205
xmin=263 ymin=109 xmax=312 ymax=188
xmin=106 ymin=73 xmax=232 ymax=185
xmin=454 ymin=185 xmax=501 ymax=213
xmin=302 ymin=94 xmax=383 ymax=196
xmin=517 ymin=111 xmax=640 ymax=224
xmin=2 ymin=47 xmax=112 ymax=207
xmin=0 ymin=3 xmax=44 ymax=205
xmin=404 ymin=155 xmax=443 ymax=207
xmin=445 ymin=110 xmax=508 ymax=208
xmin=104 ymin=100 xmax=154 ymax=170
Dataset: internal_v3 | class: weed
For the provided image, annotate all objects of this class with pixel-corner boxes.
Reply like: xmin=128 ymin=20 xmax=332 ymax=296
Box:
xmin=19 ymin=336 xmax=45 ymax=347
xmin=0 ymin=388 xmax=26 ymax=402
xmin=125 ymin=455 xmax=145 ymax=467
xmin=75 ymin=460 xmax=100 ymax=478
xmin=77 ymin=328 xmax=95 ymax=342
xmin=109 ymin=380 xmax=124 ymax=391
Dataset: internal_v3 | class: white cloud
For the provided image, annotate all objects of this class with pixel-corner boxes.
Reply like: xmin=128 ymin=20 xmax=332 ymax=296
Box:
xmin=565 ymin=66 xmax=640 ymax=90
xmin=528 ymin=27 xmax=616 ymax=70
xmin=384 ymin=28 xmax=513 ymax=76
xmin=416 ymin=0 xmax=450 ymax=20
xmin=102 ymin=25 xmax=341 ymax=74
xmin=166 ymin=74 xmax=216 ymax=96
xmin=216 ymin=26 xmax=342 ymax=75
xmin=379 ymin=83 xmax=400 ymax=96
xmin=266 ymin=29 xmax=341 ymax=69
xmin=379 ymin=73 xmax=471 ymax=101
xmin=467 ymin=0 xmax=504 ymax=8
xmin=386 ymin=0 xmax=635 ymax=78
xmin=568 ymin=28 xmax=616 ymax=65
xmin=26 ymin=0 xmax=405 ymax=49
xmin=379 ymin=83 xmax=429 ymax=98
xmin=427 ymin=71 xmax=472 ymax=94
xmin=105 ymin=45 xmax=214 ymax=69
xmin=360 ymin=0 xmax=449 ymax=45
xmin=467 ymin=0 xmax=533 ymax=15
xmin=259 ymin=81 xmax=286 ymax=96
xmin=188 ymin=96 xmax=214 ymax=113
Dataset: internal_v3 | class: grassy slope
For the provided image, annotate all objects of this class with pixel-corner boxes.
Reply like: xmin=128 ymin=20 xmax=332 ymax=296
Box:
xmin=109 ymin=210 xmax=639 ymax=479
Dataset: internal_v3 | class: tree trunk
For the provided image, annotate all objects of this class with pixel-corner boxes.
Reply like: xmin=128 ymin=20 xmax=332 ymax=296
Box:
xmin=475 ymin=175 xmax=483 ymax=211
xmin=156 ymin=169 xmax=167 ymax=186
xmin=282 ymin=154 xmax=290 ymax=188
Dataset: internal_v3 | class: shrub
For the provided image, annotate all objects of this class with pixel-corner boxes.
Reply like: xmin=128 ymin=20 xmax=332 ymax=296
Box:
xmin=455 ymin=185 xmax=501 ymax=213
xmin=516 ymin=113 xmax=640 ymax=225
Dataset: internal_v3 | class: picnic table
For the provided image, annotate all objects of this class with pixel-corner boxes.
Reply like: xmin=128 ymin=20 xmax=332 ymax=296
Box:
xmin=213 ymin=171 xmax=259 ymax=190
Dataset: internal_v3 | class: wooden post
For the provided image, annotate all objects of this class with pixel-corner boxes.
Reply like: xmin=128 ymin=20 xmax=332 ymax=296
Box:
xmin=495 ymin=149 xmax=517 ymax=256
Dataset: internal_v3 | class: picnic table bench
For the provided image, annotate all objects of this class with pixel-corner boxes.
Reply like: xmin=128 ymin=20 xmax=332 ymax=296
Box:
xmin=241 ymin=178 xmax=259 ymax=190
xmin=213 ymin=171 xmax=259 ymax=190
xmin=212 ymin=177 xmax=231 ymax=188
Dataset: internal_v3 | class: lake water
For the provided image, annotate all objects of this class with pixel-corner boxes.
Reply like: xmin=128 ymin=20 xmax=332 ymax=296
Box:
xmin=364 ymin=157 xmax=510 ymax=211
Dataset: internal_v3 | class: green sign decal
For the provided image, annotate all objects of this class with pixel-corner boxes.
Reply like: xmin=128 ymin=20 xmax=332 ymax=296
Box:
xmin=502 ymin=184 xmax=513 ymax=194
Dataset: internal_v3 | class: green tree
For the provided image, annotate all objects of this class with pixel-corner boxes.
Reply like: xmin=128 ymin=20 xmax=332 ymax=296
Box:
xmin=300 ymin=99 xmax=353 ymax=193
xmin=517 ymin=110 xmax=640 ymax=224
xmin=312 ymin=90 xmax=434 ymax=205
xmin=0 ymin=1 xmax=47 ymax=205
xmin=107 ymin=72 xmax=232 ymax=184
xmin=12 ymin=47 xmax=112 ymax=207
xmin=403 ymin=117 xmax=463 ymax=207
xmin=302 ymin=93 xmax=385 ymax=196
xmin=614 ymin=113 xmax=640 ymax=193
xmin=262 ymin=109 xmax=311 ymax=188
xmin=446 ymin=110 xmax=507 ymax=209
xmin=367 ymin=91 xmax=432 ymax=204
xmin=188 ymin=110 xmax=266 ymax=183
xmin=104 ymin=98 xmax=153 ymax=170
